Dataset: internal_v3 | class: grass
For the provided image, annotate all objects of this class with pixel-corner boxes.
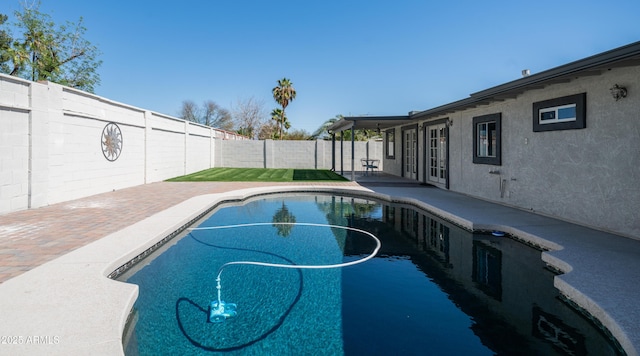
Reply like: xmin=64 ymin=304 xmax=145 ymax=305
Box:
xmin=167 ymin=168 xmax=349 ymax=182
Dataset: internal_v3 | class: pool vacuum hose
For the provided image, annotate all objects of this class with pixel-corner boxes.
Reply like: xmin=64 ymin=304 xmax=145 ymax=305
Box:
xmin=188 ymin=222 xmax=381 ymax=323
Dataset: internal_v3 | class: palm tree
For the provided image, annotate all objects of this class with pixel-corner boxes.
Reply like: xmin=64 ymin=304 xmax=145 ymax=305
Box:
xmin=311 ymin=115 xmax=342 ymax=140
xmin=311 ymin=114 xmax=379 ymax=141
xmin=272 ymin=202 xmax=296 ymax=237
xmin=270 ymin=108 xmax=292 ymax=139
xmin=272 ymin=78 xmax=296 ymax=140
xmin=270 ymin=108 xmax=284 ymax=139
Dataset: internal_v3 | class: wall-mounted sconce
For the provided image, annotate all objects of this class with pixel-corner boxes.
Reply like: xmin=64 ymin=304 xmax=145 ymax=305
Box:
xmin=610 ymin=84 xmax=627 ymax=101
xmin=446 ymin=119 xmax=453 ymax=127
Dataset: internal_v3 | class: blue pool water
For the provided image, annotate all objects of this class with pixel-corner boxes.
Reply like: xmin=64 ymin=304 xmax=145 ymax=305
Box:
xmin=120 ymin=194 xmax=621 ymax=355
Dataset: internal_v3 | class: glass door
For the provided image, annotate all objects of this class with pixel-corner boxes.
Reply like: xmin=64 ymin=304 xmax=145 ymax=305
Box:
xmin=428 ymin=124 xmax=447 ymax=184
xmin=404 ymin=129 xmax=417 ymax=180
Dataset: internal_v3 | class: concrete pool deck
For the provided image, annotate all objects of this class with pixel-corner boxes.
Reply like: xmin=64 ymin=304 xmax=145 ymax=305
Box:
xmin=0 ymin=179 xmax=638 ymax=355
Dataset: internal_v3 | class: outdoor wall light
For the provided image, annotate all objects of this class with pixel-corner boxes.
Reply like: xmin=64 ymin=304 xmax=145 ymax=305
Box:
xmin=610 ymin=84 xmax=627 ymax=101
xmin=446 ymin=119 xmax=453 ymax=127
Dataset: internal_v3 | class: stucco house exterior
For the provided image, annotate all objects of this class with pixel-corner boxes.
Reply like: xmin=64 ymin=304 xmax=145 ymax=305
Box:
xmin=329 ymin=41 xmax=640 ymax=239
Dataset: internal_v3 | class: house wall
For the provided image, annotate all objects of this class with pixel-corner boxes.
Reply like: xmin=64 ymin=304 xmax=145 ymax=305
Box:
xmin=383 ymin=129 xmax=403 ymax=177
xmin=384 ymin=65 xmax=640 ymax=238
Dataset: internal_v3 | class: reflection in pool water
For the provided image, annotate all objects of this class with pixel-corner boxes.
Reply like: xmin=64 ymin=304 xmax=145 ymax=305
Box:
xmin=119 ymin=194 xmax=621 ymax=355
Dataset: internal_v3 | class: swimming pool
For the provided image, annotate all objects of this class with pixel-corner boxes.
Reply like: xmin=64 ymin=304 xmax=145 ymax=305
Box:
xmin=119 ymin=194 xmax=621 ymax=355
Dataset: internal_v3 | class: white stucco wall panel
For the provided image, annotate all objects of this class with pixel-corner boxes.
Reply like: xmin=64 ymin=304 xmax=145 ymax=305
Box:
xmin=148 ymin=113 xmax=185 ymax=133
xmin=0 ymin=108 xmax=29 ymax=213
xmin=46 ymin=114 xmax=146 ymax=204
xmin=382 ymin=129 xmax=403 ymax=177
xmin=146 ymin=114 xmax=189 ymax=181
xmin=186 ymin=132 xmax=212 ymax=174
xmin=147 ymin=128 xmax=186 ymax=181
xmin=61 ymin=87 xmax=146 ymax=128
xmin=29 ymin=82 xmax=51 ymax=209
xmin=0 ymin=76 xmax=30 ymax=109
xmin=501 ymin=67 xmax=640 ymax=237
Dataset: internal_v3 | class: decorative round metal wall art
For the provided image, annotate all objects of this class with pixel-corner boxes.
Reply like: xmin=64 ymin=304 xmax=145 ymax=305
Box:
xmin=101 ymin=122 xmax=123 ymax=161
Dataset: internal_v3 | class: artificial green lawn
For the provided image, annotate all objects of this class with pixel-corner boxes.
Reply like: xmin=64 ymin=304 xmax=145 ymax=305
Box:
xmin=167 ymin=168 xmax=349 ymax=182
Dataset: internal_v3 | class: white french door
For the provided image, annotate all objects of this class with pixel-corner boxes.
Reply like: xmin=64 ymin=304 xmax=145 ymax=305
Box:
xmin=428 ymin=124 xmax=447 ymax=184
xmin=404 ymin=129 xmax=417 ymax=180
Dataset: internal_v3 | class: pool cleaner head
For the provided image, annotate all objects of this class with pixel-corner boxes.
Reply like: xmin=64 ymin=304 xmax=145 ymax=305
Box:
xmin=208 ymin=300 xmax=237 ymax=323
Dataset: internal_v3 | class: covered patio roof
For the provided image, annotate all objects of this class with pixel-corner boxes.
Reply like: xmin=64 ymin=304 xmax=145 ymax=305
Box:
xmin=327 ymin=115 xmax=412 ymax=133
xmin=327 ymin=115 xmax=413 ymax=181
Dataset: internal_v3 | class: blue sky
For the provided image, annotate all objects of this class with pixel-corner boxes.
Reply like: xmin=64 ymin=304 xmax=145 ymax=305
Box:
xmin=3 ymin=1 xmax=640 ymax=133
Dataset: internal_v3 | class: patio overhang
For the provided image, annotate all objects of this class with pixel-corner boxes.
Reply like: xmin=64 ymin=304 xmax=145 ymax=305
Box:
xmin=327 ymin=115 xmax=412 ymax=133
xmin=328 ymin=115 xmax=411 ymax=182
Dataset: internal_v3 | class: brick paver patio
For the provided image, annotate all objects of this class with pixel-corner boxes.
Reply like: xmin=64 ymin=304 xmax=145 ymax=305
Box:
xmin=0 ymin=181 xmax=358 ymax=283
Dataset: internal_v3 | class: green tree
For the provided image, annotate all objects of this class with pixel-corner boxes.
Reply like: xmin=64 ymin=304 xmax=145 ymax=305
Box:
xmin=270 ymin=108 xmax=290 ymax=139
xmin=312 ymin=114 xmax=379 ymax=141
xmin=6 ymin=1 xmax=101 ymax=92
xmin=286 ymin=129 xmax=310 ymax=140
xmin=0 ymin=14 xmax=13 ymax=74
xmin=311 ymin=114 xmax=342 ymax=140
xmin=272 ymin=78 xmax=296 ymax=140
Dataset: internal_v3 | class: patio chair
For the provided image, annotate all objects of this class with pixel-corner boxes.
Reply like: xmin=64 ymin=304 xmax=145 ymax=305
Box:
xmin=360 ymin=158 xmax=369 ymax=175
xmin=368 ymin=159 xmax=379 ymax=175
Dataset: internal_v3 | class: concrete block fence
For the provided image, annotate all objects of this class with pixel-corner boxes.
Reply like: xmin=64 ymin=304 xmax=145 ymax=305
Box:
xmin=215 ymin=138 xmax=382 ymax=171
xmin=0 ymin=74 xmax=381 ymax=214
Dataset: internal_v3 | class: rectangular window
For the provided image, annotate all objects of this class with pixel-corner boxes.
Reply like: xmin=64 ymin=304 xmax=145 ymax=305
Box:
xmin=533 ymin=93 xmax=586 ymax=132
xmin=477 ymin=121 xmax=497 ymax=157
xmin=386 ymin=129 xmax=395 ymax=159
xmin=473 ymin=113 xmax=501 ymax=165
xmin=539 ymin=104 xmax=576 ymax=124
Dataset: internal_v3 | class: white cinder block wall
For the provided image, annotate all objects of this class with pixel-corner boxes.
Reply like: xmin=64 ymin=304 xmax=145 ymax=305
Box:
xmin=0 ymin=76 xmax=31 ymax=213
xmin=0 ymin=74 xmax=382 ymax=214
xmin=215 ymin=139 xmax=382 ymax=171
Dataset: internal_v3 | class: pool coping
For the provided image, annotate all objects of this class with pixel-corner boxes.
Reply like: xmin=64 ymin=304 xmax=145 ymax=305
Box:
xmin=0 ymin=184 xmax=637 ymax=355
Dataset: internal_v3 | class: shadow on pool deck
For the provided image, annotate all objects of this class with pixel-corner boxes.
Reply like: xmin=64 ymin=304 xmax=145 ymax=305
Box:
xmin=0 ymin=180 xmax=638 ymax=355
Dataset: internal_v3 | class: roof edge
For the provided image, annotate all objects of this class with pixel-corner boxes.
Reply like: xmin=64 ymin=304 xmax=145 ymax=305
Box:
xmin=411 ymin=41 xmax=640 ymax=120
